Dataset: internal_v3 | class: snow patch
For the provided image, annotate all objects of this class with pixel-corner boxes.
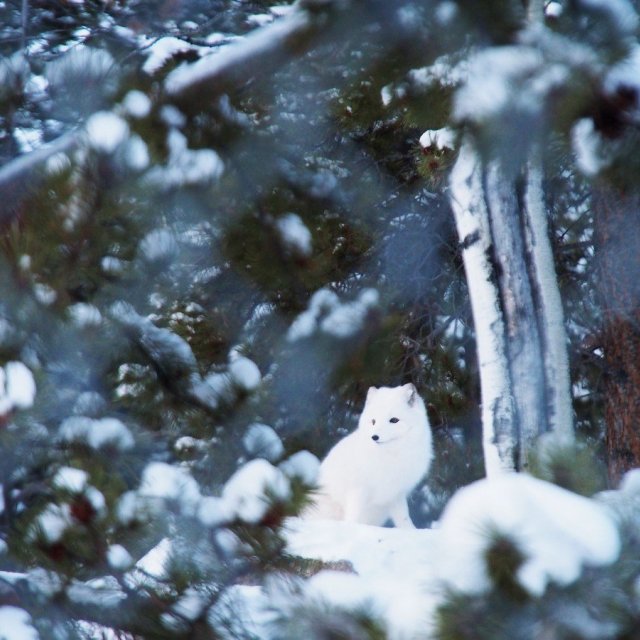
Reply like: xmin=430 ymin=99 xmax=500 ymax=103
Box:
xmin=243 ymin=423 xmax=284 ymax=462
xmin=229 ymin=354 xmax=262 ymax=392
xmin=571 ymin=118 xmax=609 ymax=176
xmin=59 ymin=416 xmax=134 ymax=451
xmin=107 ymin=544 xmax=133 ymax=571
xmin=164 ymin=11 xmax=310 ymax=97
xmin=454 ymin=46 xmax=567 ymax=125
xmin=143 ymin=37 xmax=199 ymax=75
xmin=419 ymin=127 xmax=456 ymax=151
xmin=139 ymin=228 xmax=178 ymax=265
xmin=121 ymin=90 xmax=151 ymax=118
xmin=436 ymin=473 xmax=621 ymax=597
xmin=139 ymin=462 xmax=202 ymax=515
xmin=147 ymin=129 xmax=224 ymax=188
xmin=545 ymin=1 xmax=563 ymax=17
xmin=53 ymin=467 xmax=88 ymax=493
xmin=86 ymin=111 xmax=129 ymax=154
xmin=68 ymin=303 xmax=102 ymax=328
xmin=279 ymin=451 xmax=320 ymax=486
xmin=284 ymin=518 xmax=439 ymax=638
xmin=275 ymin=213 xmax=312 ymax=257
xmin=198 ymin=496 xmax=234 ymax=528
xmin=287 ymin=288 xmax=379 ymax=341
xmin=0 ymin=361 xmax=36 ymax=415
xmin=0 ymin=606 xmax=39 ymax=640
xmin=223 ymin=459 xmax=290 ymax=524
xmin=30 ymin=504 xmax=73 ymax=544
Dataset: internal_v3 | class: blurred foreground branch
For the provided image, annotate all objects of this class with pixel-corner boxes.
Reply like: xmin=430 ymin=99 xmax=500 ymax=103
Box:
xmin=0 ymin=0 xmax=370 ymax=225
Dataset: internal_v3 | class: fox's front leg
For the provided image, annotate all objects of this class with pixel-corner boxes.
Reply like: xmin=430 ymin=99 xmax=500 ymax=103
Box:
xmin=389 ymin=499 xmax=416 ymax=529
xmin=343 ymin=490 xmax=370 ymax=524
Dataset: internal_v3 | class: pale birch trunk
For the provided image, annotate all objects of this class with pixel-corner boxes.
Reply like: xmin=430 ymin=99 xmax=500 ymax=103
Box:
xmin=450 ymin=142 xmax=517 ymax=474
xmin=483 ymin=160 xmax=548 ymax=471
xmin=523 ymin=153 xmax=574 ymax=441
xmin=450 ymin=140 xmax=574 ymax=473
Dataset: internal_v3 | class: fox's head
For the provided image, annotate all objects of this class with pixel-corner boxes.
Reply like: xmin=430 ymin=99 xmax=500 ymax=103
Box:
xmin=358 ymin=383 xmax=429 ymax=445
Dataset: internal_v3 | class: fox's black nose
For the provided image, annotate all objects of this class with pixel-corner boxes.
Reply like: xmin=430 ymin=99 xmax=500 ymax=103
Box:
xmin=372 ymin=435 xmax=379 ymax=442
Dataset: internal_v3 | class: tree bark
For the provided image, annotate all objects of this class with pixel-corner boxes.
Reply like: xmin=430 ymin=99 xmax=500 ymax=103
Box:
xmin=450 ymin=142 xmax=517 ymax=474
xmin=450 ymin=141 xmax=574 ymax=474
xmin=523 ymin=152 xmax=574 ymax=440
xmin=483 ymin=159 xmax=549 ymax=471
xmin=593 ymin=185 xmax=640 ymax=486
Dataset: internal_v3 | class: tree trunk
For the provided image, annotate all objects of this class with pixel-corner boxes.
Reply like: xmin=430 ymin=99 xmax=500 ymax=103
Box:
xmin=483 ymin=159 xmax=549 ymax=471
xmin=523 ymin=152 xmax=574 ymax=440
xmin=450 ymin=142 xmax=517 ymax=474
xmin=450 ymin=141 xmax=574 ymax=474
xmin=593 ymin=186 xmax=640 ymax=486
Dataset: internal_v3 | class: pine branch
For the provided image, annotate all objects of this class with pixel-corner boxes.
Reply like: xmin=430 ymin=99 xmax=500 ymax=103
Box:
xmin=0 ymin=0 xmax=371 ymax=226
xmin=0 ymin=130 xmax=80 ymax=225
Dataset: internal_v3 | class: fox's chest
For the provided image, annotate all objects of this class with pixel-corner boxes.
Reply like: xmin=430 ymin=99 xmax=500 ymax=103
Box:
xmin=347 ymin=434 xmax=429 ymax=491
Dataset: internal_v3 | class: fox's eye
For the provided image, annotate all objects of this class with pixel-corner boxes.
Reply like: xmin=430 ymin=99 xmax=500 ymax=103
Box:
xmin=390 ymin=417 xmax=399 ymax=423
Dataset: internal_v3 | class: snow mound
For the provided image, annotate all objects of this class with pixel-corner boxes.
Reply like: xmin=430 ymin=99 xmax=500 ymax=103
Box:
xmin=436 ymin=473 xmax=621 ymax=597
xmin=284 ymin=518 xmax=440 ymax=639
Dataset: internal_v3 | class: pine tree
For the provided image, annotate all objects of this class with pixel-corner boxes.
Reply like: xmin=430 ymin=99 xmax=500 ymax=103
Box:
xmin=1 ymin=0 xmax=640 ymax=638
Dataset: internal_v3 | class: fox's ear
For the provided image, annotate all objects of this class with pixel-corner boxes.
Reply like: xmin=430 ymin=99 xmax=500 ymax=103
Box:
xmin=366 ymin=386 xmax=378 ymax=401
xmin=403 ymin=382 xmax=418 ymax=406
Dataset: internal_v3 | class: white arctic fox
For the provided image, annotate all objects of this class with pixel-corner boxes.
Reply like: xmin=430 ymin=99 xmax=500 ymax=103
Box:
xmin=305 ymin=383 xmax=433 ymax=528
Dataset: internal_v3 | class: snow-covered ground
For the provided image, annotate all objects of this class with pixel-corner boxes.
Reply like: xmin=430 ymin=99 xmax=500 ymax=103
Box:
xmin=138 ymin=472 xmax=623 ymax=639
xmin=0 ymin=470 xmax=631 ymax=639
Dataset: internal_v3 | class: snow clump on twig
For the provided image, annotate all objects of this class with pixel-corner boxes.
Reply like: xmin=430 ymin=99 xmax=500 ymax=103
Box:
xmin=0 ymin=361 xmax=36 ymax=416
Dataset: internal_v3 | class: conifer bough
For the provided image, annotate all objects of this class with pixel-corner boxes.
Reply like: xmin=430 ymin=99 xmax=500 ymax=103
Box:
xmin=0 ymin=0 xmax=375 ymax=225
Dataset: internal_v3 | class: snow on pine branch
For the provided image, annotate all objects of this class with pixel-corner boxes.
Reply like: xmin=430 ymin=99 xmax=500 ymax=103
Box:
xmin=0 ymin=361 xmax=36 ymax=417
xmin=0 ymin=0 xmax=367 ymax=225
xmin=453 ymin=45 xmax=568 ymax=128
xmin=164 ymin=8 xmax=312 ymax=100
xmin=126 ymin=443 xmax=317 ymax=527
xmin=110 ymin=302 xmax=263 ymax=411
xmin=435 ymin=473 xmax=620 ymax=597
xmin=287 ymin=288 xmax=379 ymax=342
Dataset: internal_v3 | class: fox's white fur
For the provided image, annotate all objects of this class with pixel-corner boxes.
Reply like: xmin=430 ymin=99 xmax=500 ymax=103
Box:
xmin=305 ymin=383 xmax=433 ymax=528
